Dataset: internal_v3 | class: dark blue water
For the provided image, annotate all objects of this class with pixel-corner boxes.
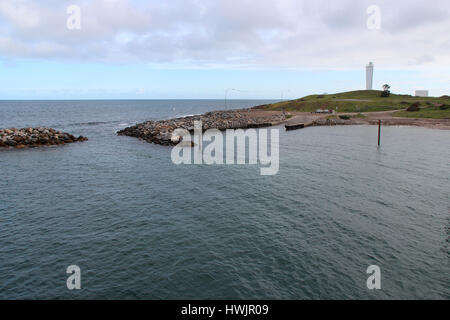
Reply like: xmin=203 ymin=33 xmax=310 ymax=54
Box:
xmin=0 ymin=100 xmax=449 ymax=299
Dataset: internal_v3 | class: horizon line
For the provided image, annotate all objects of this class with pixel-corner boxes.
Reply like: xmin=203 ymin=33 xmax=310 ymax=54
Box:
xmin=0 ymin=98 xmax=285 ymax=101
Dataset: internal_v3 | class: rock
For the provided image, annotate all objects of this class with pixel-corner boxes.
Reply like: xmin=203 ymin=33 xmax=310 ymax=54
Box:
xmin=5 ymin=139 xmax=17 ymax=146
xmin=171 ymin=135 xmax=181 ymax=143
xmin=39 ymin=136 xmax=49 ymax=144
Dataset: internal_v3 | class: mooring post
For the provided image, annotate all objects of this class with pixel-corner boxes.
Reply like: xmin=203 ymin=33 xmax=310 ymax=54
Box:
xmin=378 ymin=120 xmax=381 ymax=146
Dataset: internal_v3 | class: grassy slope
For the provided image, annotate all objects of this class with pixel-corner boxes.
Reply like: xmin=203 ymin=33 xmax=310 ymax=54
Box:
xmin=263 ymin=90 xmax=450 ymax=117
xmin=393 ymin=106 xmax=450 ymax=119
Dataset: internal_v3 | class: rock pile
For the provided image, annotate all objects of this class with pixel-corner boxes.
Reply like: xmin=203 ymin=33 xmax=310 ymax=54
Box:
xmin=0 ymin=127 xmax=88 ymax=149
xmin=118 ymin=109 xmax=286 ymax=146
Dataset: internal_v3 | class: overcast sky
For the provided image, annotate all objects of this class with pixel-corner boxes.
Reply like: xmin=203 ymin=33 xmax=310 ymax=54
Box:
xmin=0 ymin=0 xmax=449 ymax=99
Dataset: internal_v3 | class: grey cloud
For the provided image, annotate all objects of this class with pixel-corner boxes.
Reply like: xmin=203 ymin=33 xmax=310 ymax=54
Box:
xmin=410 ymin=55 xmax=435 ymax=65
xmin=0 ymin=0 xmax=449 ymax=68
xmin=381 ymin=2 xmax=449 ymax=33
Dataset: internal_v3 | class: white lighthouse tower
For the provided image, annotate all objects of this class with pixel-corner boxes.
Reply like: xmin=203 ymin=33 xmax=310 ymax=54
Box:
xmin=366 ymin=62 xmax=374 ymax=90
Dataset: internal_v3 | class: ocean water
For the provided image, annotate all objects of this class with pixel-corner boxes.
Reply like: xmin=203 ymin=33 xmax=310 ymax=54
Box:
xmin=0 ymin=100 xmax=449 ymax=300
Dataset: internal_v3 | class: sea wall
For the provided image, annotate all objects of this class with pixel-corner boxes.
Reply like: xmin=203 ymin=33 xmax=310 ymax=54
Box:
xmin=0 ymin=127 xmax=88 ymax=149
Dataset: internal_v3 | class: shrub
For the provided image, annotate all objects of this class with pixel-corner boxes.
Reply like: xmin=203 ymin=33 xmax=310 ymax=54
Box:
xmin=381 ymin=84 xmax=391 ymax=97
xmin=406 ymin=102 xmax=421 ymax=112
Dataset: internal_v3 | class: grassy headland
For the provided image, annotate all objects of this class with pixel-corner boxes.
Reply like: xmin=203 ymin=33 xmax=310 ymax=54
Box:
xmin=261 ymin=90 xmax=450 ymax=118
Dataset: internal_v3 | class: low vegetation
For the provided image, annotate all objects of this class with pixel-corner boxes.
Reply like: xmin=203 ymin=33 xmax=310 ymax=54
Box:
xmin=393 ymin=105 xmax=450 ymax=119
xmin=263 ymin=90 xmax=450 ymax=114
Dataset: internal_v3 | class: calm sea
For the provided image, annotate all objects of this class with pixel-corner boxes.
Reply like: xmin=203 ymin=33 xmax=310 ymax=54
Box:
xmin=0 ymin=100 xmax=449 ymax=299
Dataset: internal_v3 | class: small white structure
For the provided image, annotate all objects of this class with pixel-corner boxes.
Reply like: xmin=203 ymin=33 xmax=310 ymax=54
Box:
xmin=366 ymin=62 xmax=374 ymax=90
xmin=415 ymin=90 xmax=429 ymax=97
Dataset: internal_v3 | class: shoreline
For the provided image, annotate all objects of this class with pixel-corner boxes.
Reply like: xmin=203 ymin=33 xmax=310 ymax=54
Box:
xmin=308 ymin=110 xmax=450 ymax=130
xmin=118 ymin=108 xmax=450 ymax=146
xmin=2 ymin=109 xmax=447 ymax=149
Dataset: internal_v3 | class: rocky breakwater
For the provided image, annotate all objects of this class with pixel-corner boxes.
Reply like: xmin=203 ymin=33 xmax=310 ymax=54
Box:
xmin=118 ymin=109 xmax=286 ymax=146
xmin=0 ymin=127 xmax=88 ymax=149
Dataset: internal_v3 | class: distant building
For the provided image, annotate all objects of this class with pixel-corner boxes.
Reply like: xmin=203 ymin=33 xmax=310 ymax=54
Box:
xmin=415 ymin=90 xmax=429 ymax=97
xmin=366 ymin=62 xmax=374 ymax=90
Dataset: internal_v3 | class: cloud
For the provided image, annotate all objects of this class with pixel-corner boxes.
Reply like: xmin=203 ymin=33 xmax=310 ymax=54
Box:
xmin=410 ymin=55 xmax=435 ymax=65
xmin=0 ymin=0 xmax=41 ymax=29
xmin=0 ymin=0 xmax=449 ymax=69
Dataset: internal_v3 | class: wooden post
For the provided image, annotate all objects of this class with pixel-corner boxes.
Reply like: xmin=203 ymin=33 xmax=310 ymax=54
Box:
xmin=378 ymin=120 xmax=381 ymax=146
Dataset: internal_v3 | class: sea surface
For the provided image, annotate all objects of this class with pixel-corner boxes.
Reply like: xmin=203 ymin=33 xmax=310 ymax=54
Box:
xmin=0 ymin=100 xmax=449 ymax=299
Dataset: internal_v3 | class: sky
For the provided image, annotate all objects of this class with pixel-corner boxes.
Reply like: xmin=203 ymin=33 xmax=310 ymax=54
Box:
xmin=0 ymin=0 xmax=449 ymax=99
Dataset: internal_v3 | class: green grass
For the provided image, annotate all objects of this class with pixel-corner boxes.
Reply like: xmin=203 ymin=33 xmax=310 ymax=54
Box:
xmin=352 ymin=113 xmax=367 ymax=119
xmin=393 ymin=106 xmax=450 ymax=119
xmin=264 ymin=90 xmax=450 ymax=114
